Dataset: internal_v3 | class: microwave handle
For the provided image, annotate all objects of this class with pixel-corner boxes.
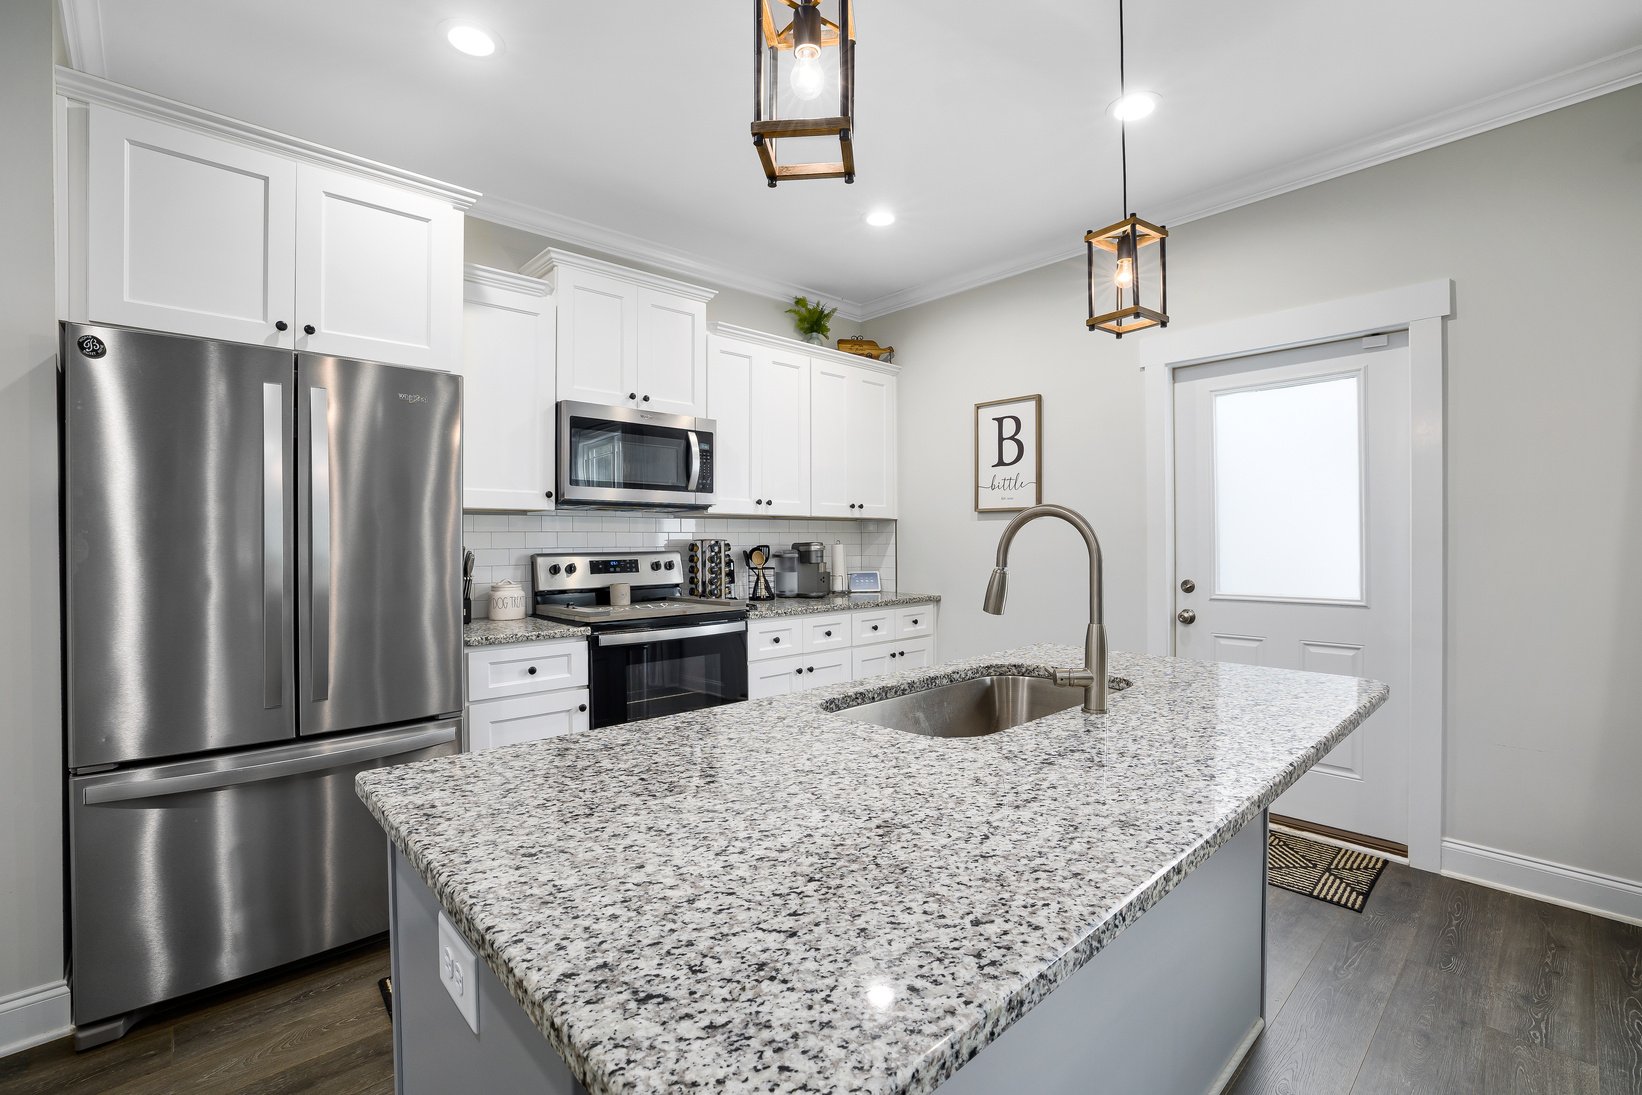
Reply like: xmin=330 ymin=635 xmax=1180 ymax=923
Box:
xmin=686 ymin=430 xmax=702 ymax=493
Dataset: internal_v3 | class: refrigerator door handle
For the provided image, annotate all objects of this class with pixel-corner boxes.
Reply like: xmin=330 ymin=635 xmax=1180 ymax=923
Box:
xmin=80 ymin=724 xmax=458 ymax=805
xmin=309 ymin=386 xmax=331 ymax=703
xmin=262 ymin=383 xmax=284 ymax=710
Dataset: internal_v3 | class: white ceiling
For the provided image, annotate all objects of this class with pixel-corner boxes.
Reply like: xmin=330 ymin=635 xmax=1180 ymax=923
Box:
xmin=60 ymin=0 xmax=1642 ymax=319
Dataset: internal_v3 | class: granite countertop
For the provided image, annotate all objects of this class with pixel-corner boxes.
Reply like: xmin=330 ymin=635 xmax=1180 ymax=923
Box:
xmin=745 ymin=591 xmax=941 ymax=618
xmin=463 ymin=617 xmax=591 ymax=648
xmin=356 ymin=645 xmax=1386 ymax=1095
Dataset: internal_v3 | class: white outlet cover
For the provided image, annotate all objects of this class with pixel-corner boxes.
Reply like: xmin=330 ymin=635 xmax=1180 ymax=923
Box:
xmin=437 ymin=911 xmax=480 ymax=1034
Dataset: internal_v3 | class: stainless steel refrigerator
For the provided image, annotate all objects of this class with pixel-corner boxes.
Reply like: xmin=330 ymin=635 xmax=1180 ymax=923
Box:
xmin=62 ymin=322 xmax=463 ymax=1046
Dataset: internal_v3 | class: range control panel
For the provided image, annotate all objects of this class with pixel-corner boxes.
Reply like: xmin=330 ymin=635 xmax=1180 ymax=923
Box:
xmin=530 ymin=550 xmax=680 ymax=596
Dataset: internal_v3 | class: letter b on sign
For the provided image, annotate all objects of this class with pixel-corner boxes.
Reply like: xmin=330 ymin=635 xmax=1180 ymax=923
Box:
xmin=993 ymin=415 xmax=1024 ymax=468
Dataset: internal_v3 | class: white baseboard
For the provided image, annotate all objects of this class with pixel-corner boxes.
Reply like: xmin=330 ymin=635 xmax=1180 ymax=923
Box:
xmin=1441 ymin=838 xmax=1642 ymax=927
xmin=0 ymin=980 xmax=71 ymax=1058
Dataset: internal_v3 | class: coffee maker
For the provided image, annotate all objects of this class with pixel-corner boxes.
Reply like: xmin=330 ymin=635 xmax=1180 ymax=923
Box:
xmin=790 ymin=541 xmax=830 ymax=598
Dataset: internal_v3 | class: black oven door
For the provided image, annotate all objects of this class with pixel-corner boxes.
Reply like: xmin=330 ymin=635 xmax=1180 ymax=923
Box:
xmin=589 ymin=620 xmax=748 ymax=728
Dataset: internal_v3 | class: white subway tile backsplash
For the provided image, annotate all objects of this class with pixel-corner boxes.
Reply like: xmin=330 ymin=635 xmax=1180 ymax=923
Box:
xmin=462 ymin=511 xmax=897 ymax=618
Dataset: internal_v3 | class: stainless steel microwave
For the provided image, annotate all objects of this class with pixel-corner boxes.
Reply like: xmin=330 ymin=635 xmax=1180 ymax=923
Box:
xmin=556 ymin=401 xmax=717 ymax=509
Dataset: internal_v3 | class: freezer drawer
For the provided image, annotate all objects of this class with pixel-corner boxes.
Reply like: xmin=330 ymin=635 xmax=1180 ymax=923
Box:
xmin=69 ymin=721 xmax=458 ymax=1029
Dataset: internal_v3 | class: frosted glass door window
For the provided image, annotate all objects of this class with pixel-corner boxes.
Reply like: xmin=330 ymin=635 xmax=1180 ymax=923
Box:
xmin=1213 ymin=375 xmax=1363 ymax=601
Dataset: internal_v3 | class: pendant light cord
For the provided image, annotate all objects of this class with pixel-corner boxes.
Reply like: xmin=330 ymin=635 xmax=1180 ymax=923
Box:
xmin=1118 ymin=0 xmax=1129 ymax=216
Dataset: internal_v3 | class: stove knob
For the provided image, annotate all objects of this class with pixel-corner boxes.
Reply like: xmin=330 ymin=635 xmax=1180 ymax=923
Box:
xmin=651 ymin=560 xmax=662 ymax=571
xmin=548 ymin=564 xmax=562 ymax=576
xmin=564 ymin=563 xmax=577 ymax=575
xmin=665 ymin=560 xmax=675 ymax=570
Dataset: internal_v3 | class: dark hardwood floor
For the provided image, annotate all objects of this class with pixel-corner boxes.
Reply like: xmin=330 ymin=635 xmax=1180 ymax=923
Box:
xmin=3 ymin=868 xmax=1638 ymax=1094
xmin=1231 ymin=864 xmax=1642 ymax=1095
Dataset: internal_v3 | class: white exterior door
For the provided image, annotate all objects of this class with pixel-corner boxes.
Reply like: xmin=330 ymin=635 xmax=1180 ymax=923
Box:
xmin=636 ymin=288 xmax=707 ymax=416
xmin=293 ymin=165 xmax=462 ymax=370
xmin=459 ymin=271 xmax=555 ymax=511
xmin=86 ymin=104 xmax=297 ymax=347
xmin=754 ymin=349 xmax=812 ymax=515
xmin=1173 ymin=334 xmax=1413 ymax=845
xmin=810 ymin=361 xmax=852 ymax=517
xmin=556 ymin=270 xmax=638 ymax=406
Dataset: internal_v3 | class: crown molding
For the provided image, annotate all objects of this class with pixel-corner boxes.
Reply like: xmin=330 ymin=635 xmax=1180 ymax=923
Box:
xmin=58 ymin=0 xmax=107 ymax=77
xmin=53 ymin=67 xmax=481 ymax=209
xmin=521 ymin=248 xmax=719 ymax=304
xmin=463 ymin=263 xmax=551 ymax=297
xmin=852 ymin=43 xmax=1642 ymax=321
xmin=473 ymin=194 xmax=866 ymax=323
xmin=710 ymin=322 xmax=900 ymax=375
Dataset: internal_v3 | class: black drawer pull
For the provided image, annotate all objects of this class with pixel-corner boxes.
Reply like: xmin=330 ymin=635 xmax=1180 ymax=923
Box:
xmin=577 ymin=703 xmax=587 ymax=712
xmin=527 ymin=666 xmax=537 ymax=676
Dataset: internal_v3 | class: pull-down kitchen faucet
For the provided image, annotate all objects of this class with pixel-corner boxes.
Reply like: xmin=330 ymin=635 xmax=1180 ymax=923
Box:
xmin=982 ymin=503 xmax=1109 ymax=714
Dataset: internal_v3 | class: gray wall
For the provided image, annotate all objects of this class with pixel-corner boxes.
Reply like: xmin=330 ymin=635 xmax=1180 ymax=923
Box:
xmin=866 ymin=85 xmax=1642 ymax=887
xmin=0 ymin=0 xmax=65 ymax=1020
xmin=464 ymin=218 xmax=802 ymax=337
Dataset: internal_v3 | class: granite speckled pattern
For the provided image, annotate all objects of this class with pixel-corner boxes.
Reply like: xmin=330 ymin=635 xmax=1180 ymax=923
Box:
xmin=745 ymin=592 xmax=941 ymax=619
xmin=463 ymin=617 xmax=591 ymax=647
xmin=357 ymin=645 xmax=1386 ymax=1095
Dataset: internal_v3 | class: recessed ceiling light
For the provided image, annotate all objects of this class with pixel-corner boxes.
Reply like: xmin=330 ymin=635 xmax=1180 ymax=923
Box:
xmin=443 ymin=22 xmax=499 ymax=58
xmin=1108 ymin=91 xmax=1159 ymax=122
xmin=864 ymin=209 xmax=896 ymax=227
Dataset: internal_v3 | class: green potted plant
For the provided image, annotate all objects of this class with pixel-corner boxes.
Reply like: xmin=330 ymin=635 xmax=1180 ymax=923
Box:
xmin=785 ymin=296 xmax=837 ymax=346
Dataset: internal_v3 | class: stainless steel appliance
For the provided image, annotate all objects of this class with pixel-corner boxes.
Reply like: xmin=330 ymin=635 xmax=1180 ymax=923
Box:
xmin=62 ymin=323 xmax=463 ymax=1047
xmin=791 ymin=541 xmax=830 ymax=598
xmin=556 ymin=400 xmax=716 ymax=509
xmin=529 ymin=550 xmax=747 ymax=728
xmin=673 ymin=538 xmax=736 ymax=600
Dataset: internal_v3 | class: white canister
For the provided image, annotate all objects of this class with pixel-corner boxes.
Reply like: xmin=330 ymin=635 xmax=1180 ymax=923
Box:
xmin=610 ymin=582 xmax=632 ymax=607
xmin=488 ymin=580 xmax=527 ymax=620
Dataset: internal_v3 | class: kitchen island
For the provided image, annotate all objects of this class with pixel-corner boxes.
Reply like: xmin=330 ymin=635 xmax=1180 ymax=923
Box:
xmin=357 ymin=645 xmax=1386 ymax=1094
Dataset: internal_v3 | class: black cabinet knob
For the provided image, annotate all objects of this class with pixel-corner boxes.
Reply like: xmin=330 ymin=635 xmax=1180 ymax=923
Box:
xmin=772 ymin=636 xmax=781 ymax=644
xmin=578 ymin=703 xmax=587 ymax=713
xmin=871 ymin=624 xmax=879 ymax=631
xmin=642 ymin=394 xmax=650 ymax=402
xmin=628 ymin=392 xmax=637 ymax=400
xmin=824 ymin=630 xmax=832 ymax=637
xmin=303 ymin=324 xmax=315 ymax=335
xmin=545 ymin=490 xmax=553 ymax=499
xmin=527 ymin=666 xmax=538 ymax=675
xmin=275 ymin=320 xmax=288 ymax=331
xmin=806 ymin=666 xmax=815 ymax=673
xmin=794 ymin=667 xmax=803 ymax=675
xmin=755 ymin=499 xmax=763 ymax=506
xmin=911 ymin=618 xmax=919 ymax=625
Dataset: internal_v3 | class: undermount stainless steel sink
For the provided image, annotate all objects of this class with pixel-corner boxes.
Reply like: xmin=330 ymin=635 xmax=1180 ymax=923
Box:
xmin=836 ymin=674 xmax=1133 ymax=739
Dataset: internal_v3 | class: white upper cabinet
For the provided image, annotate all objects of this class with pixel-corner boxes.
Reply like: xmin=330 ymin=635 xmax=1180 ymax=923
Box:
xmin=86 ymin=106 xmax=297 ymax=347
xmin=64 ymin=83 xmax=476 ymax=370
xmin=294 ymin=165 xmax=462 ymax=370
xmin=707 ymin=334 xmax=810 ymax=516
xmin=525 ymin=250 xmax=714 ymax=417
xmin=459 ymin=267 xmax=556 ymax=512
xmin=810 ymin=358 xmax=897 ymax=519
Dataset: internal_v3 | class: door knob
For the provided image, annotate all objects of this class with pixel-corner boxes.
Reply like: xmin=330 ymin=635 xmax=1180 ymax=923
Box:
xmin=1177 ymin=609 xmax=1197 ymax=625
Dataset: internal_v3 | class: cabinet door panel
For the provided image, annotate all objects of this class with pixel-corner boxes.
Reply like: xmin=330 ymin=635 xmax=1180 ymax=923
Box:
xmin=748 ymin=653 xmax=806 ymax=698
xmin=637 ymin=288 xmax=706 ymax=416
xmin=707 ymin=337 xmax=757 ymax=515
xmin=466 ymin=640 xmax=589 ymax=702
xmin=459 ymin=276 xmax=555 ymax=511
xmin=810 ymin=362 xmax=852 ymax=517
xmin=87 ymin=105 xmax=296 ymax=346
xmin=294 ymin=165 xmax=461 ymax=370
xmin=754 ymin=349 xmax=811 ymax=515
xmin=468 ymin=689 xmax=590 ymax=752
xmin=850 ymin=645 xmax=892 ymax=680
xmin=848 ymin=370 xmax=897 ymax=518
xmin=801 ymin=650 xmax=852 ymax=690
xmin=558 ymin=271 xmax=638 ymax=406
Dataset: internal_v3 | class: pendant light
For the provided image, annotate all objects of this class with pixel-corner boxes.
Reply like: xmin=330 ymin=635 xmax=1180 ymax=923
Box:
xmin=1086 ymin=0 xmax=1168 ymax=337
xmin=752 ymin=0 xmax=857 ymax=187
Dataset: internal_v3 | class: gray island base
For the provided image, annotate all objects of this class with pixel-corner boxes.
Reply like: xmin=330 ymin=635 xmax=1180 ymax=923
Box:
xmin=357 ymin=645 xmax=1387 ymax=1095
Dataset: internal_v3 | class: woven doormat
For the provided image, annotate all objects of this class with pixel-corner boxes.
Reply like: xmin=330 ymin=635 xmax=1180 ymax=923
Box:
xmin=1267 ymin=829 xmax=1387 ymax=912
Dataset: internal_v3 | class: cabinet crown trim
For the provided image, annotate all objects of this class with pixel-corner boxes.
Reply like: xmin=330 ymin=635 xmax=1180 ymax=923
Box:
xmin=464 ymin=264 xmax=553 ymax=297
xmin=55 ymin=67 xmax=480 ymax=210
xmin=520 ymin=248 xmax=718 ymax=304
xmin=711 ymin=322 xmax=902 ymax=375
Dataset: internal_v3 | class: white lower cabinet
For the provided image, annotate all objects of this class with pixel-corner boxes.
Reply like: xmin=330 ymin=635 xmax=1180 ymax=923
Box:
xmin=465 ymin=638 xmax=591 ymax=751
xmin=746 ymin=605 xmax=939 ymax=699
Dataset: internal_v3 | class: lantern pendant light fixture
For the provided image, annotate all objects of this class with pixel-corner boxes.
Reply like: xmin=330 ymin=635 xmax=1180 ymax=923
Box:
xmin=1086 ymin=0 xmax=1168 ymax=337
xmin=752 ymin=0 xmax=857 ymax=187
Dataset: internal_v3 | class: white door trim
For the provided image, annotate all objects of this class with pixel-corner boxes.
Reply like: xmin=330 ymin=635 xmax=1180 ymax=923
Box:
xmin=1139 ymin=280 xmax=1451 ymax=870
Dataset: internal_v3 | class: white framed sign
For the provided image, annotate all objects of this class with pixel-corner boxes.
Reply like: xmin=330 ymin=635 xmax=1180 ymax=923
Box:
xmin=974 ymin=394 xmax=1042 ymax=512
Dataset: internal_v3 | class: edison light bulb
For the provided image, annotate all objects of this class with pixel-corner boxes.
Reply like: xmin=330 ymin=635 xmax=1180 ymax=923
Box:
xmin=790 ymin=53 xmax=825 ymax=101
xmin=1113 ymin=257 xmax=1135 ymax=289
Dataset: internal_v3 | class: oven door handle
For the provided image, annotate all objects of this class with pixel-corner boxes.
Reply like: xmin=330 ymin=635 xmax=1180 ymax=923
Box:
xmin=596 ymin=620 xmax=746 ymax=647
xmin=685 ymin=430 xmax=702 ymax=493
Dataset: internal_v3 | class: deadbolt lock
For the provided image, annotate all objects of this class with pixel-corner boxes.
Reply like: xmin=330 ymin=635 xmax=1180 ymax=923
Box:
xmin=1180 ymin=579 xmax=1196 ymax=594
xmin=1177 ymin=609 xmax=1197 ymax=625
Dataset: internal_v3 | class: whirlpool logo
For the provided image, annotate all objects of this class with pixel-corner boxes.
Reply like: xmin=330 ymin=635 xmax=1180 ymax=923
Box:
xmin=397 ymin=393 xmax=428 ymax=405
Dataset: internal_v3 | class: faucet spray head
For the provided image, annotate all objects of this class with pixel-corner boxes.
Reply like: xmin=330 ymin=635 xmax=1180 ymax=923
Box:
xmin=982 ymin=567 xmax=1008 ymax=615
